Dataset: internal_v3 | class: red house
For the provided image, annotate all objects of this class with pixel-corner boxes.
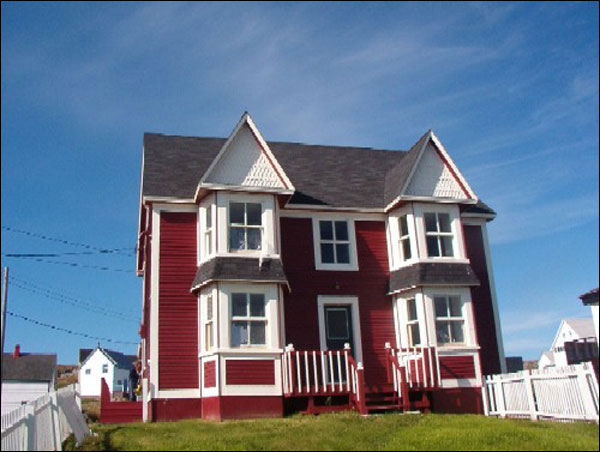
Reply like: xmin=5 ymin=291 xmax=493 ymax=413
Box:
xmin=136 ymin=113 xmax=505 ymax=421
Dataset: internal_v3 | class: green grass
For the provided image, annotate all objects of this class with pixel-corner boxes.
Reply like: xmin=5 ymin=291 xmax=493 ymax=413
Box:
xmin=69 ymin=412 xmax=599 ymax=451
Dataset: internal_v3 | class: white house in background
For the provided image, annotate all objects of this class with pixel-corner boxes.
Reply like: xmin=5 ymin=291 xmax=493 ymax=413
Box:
xmin=580 ymin=288 xmax=599 ymax=346
xmin=538 ymin=318 xmax=597 ymax=370
xmin=78 ymin=346 xmax=136 ymax=397
xmin=1 ymin=345 xmax=57 ymax=415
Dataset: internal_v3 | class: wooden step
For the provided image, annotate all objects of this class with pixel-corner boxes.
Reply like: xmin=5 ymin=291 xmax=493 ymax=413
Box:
xmin=366 ymin=404 xmax=402 ymax=412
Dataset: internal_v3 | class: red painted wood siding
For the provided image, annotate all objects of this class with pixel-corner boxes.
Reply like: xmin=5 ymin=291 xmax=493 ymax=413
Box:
xmin=439 ymin=355 xmax=476 ymax=379
xmin=158 ymin=212 xmax=199 ymax=389
xmin=280 ymin=218 xmax=394 ymax=385
xmin=204 ymin=361 xmax=216 ymax=388
xmin=463 ymin=225 xmax=502 ymax=375
xmin=225 ymin=360 xmax=275 ymax=385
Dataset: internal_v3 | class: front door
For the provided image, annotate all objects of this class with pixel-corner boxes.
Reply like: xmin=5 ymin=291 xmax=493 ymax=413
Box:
xmin=324 ymin=305 xmax=355 ymax=353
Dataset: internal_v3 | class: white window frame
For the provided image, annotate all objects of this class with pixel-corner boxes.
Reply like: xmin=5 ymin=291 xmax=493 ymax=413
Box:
xmin=317 ymin=295 xmax=364 ymax=363
xmin=204 ymin=293 xmax=215 ymax=352
xmin=398 ymin=214 xmax=413 ymax=263
xmin=230 ymin=292 xmax=268 ymax=348
xmin=228 ymin=201 xmax=263 ymax=252
xmin=412 ymin=203 xmax=467 ymax=263
xmin=101 ymin=364 xmax=108 ymax=374
xmin=424 ymin=212 xmax=455 ymax=258
xmin=387 ymin=206 xmax=418 ymax=270
xmin=394 ymin=291 xmax=427 ymax=348
xmin=405 ymin=297 xmax=422 ymax=347
xmin=312 ymin=216 xmax=359 ymax=271
xmin=204 ymin=205 xmax=213 ymax=256
xmin=433 ymin=295 xmax=466 ymax=345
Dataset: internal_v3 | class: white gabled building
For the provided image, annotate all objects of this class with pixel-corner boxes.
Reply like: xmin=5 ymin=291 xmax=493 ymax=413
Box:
xmin=78 ymin=346 xmax=136 ymax=397
xmin=539 ymin=318 xmax=597 ymax=370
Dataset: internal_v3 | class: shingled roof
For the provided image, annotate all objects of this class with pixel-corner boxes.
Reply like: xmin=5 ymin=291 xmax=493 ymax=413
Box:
xmin=79 ymin=347 xmax=136 ymax=369
xmin=2 ymin=353 xmax=57 ymax=382
xmin=141 ymin=131 xmax=495 ymax=215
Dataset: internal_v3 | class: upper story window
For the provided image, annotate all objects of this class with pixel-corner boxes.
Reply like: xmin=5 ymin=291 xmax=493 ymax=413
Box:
xmin=231 ymin=293 xmax=267 ymax=347
xmin=204 ymin=206 xmax=213 ymax=256
xmin=85 ymin=369 xmax=91 ymax=375
xmin=229 ymin=202 xmax=262 ymax=251
xmin=434 ymin=295 xmax=465 ymax=345
xmin=398 ymin=215 xmax=412 ymax=262
xmin=424 ymin=212 xmax=454 ymax=258
xmin=319 ymin=220 xmax=350 ymax=264
xmin=406 ymin=298 xmax=421 ymax=346
xmin=102 ymin=364 xmax=108 ymax=374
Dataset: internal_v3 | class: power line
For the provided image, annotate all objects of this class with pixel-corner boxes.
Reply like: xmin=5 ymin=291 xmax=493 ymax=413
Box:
xmin=1 ymin=226 xmax=135 ymax=256
xmin=2 ymin=248 xmax=135 ymax=258
xmin=7 ymin=311 xmax=139 ymax=345
xmin=10 ymin=278 xmax=139 ymax=324
xmin=3 ymin=257 xmax=136 ymax=273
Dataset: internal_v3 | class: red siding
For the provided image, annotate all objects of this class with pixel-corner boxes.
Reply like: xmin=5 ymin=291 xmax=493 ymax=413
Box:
xmin=463 ymin=225 xmax=502 ymax=375
xmin=226 ymin=360 xmax=275 ymax=385
xmin=432 ymin=387 xmax=483 ymax=414
xmin=202 ymin=396 xmax=283 ymax=420
xmin=204 ymin=361 xmax=216 ymax=388
xmin=151 ymin=399 xmax=202 ymax=421
xmin=280 ymin=218 xmax=394 ymax=385
xmin=158 ymin=212 xmax=199 ymax=389
xmin=439 ymin=355 xmax=476 ymax=379
xmin=100 ymin=379 xmax=142 ymax=424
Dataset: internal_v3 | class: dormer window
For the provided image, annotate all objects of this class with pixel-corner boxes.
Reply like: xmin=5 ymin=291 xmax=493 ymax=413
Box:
xmin=424 ymin=212 xmax=454 ymax=257
xmin=398 ymin=215 xmax=412 ymax=262
xmin=229 ymin=202 xmax=262 ymax=251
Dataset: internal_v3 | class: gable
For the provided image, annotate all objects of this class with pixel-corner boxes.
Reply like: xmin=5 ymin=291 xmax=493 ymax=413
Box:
xmin=204 ymin=123 xmax=287 ymax=190
xmin=405 ymin=142 xmax=469 ymax=199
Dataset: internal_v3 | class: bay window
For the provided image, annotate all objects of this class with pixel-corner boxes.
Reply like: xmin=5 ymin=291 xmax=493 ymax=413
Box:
xmin=398 ymin=214 xmax=412 ymax=262
xmin=434 ymin=295 xmax=465 ymax=345
xmin=231 ymin=293 xmax=267 ymax=347
xmin=229 ymin=202 xmax=262 ymax=251
xmin=406 ymin=298 xmax=421 ymax=346
xmin=424 ymin=212 xmax=454 ymax=257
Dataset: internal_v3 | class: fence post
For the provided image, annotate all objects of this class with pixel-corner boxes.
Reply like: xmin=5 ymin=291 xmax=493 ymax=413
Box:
xmin=24 ymin=403 xmax=36 ymax=451
xmin=356 ymin=363 xmax=368 ymax=415
xmin=142 ymin=378 xmax=149 ymax=422
xmin=50 ymin=392 xmax=63 ymax=451
xmin=494 ymin=375 xmax=506 ymax=418
xmin=576 ymin=363 xmax=599 ymax=421
xmin=523 ymin=369 xmax=538 ymax=421
xmin=481 ymin=377 xmax=489 ymax=416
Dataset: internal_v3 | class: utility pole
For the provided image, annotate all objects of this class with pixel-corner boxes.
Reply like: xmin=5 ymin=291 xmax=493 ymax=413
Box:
xmin=1 ymin=267 xmax=8 ymax=393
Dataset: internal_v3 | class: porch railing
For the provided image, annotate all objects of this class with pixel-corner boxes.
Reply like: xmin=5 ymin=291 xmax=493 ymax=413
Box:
xmin=282 ymin=344 xmax=368 ymax=414
xmin=385 ymin=343 xmax=440 ymax=391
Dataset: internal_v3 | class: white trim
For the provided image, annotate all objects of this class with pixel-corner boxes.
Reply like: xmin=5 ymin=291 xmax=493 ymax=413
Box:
xmin=198 ymin=183 xmax=294 ymax=195
xmin=143 ymin=196 xmax=196 ymax=204
xmin=280 ymin=209 xmax=386 ymax=221
xmin=312 ymin=217 xmax=359 ymax=271
xmin=412 ymin=203 xmax=467 ymax=261
xmin=317 ymin=295 xmax=364 ymax=363
xmin=220 ymin=354 xmax=283 ymax=397
xmin=282 ymin=204 xmax=385 ymax=214
xmin=429 ymin=132 xmax=477 ymax=200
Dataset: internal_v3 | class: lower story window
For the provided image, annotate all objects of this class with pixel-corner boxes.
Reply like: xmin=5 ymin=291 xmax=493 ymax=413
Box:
xmin=406 ymin=298 xmax=421 ymax=346
xmin=434 ymin=295 xmax=465 ymax=345
xmin=231 ymin=293 xmax=267 ymax=347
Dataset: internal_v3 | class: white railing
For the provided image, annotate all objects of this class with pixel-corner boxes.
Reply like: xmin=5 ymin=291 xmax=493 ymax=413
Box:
xmin=282 ymin=344 xmax=355 ymax=396
xmin=385 ymin=343 xmax=440 ymax=390
xmin=483 ymin=362 xmax=599 ymax=423
xmin=1 ymin=384 xmax=89 ymax=451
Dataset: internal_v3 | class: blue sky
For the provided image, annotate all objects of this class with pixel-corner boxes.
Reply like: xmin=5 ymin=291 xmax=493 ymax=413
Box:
xmin=1 ymin=2 xmax=598 ymax=364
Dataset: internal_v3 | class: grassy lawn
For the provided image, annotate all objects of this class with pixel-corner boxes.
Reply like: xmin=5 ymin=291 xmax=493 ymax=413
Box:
xmin=69 ymin=412 xmax=599 ymax=451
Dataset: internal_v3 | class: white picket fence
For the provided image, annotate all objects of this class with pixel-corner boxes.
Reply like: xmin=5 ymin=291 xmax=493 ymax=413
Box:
xmin=483 ymin=362 xmax=599 ymax=422
xmin=1 ymin=384 xmax=89 ymax=451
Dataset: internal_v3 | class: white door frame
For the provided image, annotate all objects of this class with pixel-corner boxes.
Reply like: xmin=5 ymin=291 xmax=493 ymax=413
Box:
xmin=317 ymin=295 xmax=364 ymax=364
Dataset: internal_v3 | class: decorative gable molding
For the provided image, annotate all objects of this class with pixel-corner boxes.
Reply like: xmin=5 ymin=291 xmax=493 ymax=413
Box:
xmin=405 ymin=142 xmax=468 ymax=199
xmin=196 ymin=113 xmax=294 ymax=198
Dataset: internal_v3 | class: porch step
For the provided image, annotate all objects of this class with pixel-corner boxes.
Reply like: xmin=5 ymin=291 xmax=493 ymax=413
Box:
xmin=366 ymin=404 xmax=403 ymax=413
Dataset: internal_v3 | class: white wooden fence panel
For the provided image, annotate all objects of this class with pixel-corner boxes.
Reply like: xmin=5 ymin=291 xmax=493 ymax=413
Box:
xmin=1 ymin=384 xmax=89 ymax=451
xmin=483 ymin=362 xmax=599 ymax=422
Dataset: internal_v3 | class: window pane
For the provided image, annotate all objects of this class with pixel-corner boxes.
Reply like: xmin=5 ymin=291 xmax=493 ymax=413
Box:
xmin=449 ymin=296 xmax=462 ymax=317
xmin=247 ymin=228 xmax=262 ymax=250
xmin=399 ymin=215 xmax=409 ymax=236
xmin=424 ymin=213 xmax=438 ymax=232
xmin=229 ymin=227 xmax=245 ymax=250
xmin=407 ymin=299 xmax=418 ymax=321
xmin=434 ymin=297 xmax=448 ymax=317
xmin=250 ymin=294 xmax=265 ymax=317
xmin=207 ymin=295 xmax=213 ymax=321
xmin=321 ymin=243 xmax=334 ymax=263
xmin=440 ymin=236 xmax=454 ymax=257
xmin=402 ymin=238 xmax=412 ymax=261
xmin=232 ymin=293 xmax=247 ymax=317
xmin=436 ymin=322 xmax=450 ymax=344
xmin=250 ymin=322 xmax=266 ymax=345
xmin=246 ymin=203 xmax=262 ymax=226
xmin=320 ymin=221 xmax=333 ymax=240
xmin=450 ymin=321 xmax=464 ymax=343
xmin=230 ymin=202 xmax=245 ymax=224
xmin=334 ymin=221 xmax=349 ymax=241
xmin=426 ymin=236 xmax=440 ymax=257
xmin=231 ymin=321 xmax=248 ymax=347
xmin=206 ymin=206 xmax=212 ymax=228
xmin=336 ymin=244 xmax=350 ymax=264
xmin=326 ymin=309 xmax=350 ymax=340
xmin=438 ymin=213 xmax=452 ymax=233
xmin=409 ymin=324 xmax=421 ymax=346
